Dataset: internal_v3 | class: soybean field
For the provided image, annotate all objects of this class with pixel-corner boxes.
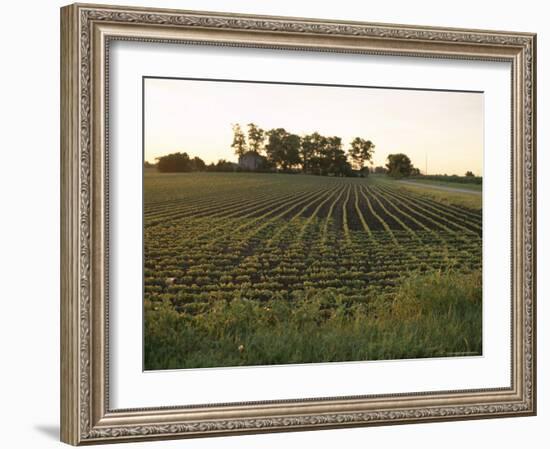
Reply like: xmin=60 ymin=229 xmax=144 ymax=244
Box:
xmin=144 ymin=172 xmax=483 ymax=369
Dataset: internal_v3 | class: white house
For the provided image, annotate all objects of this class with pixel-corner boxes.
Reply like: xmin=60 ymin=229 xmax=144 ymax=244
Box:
xmin=238 ymin=151 xmax=267 ymax=171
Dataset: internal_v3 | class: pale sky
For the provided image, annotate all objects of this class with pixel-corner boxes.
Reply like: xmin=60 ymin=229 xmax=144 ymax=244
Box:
xmin=144 ymin=78 xmax=483 ymax=176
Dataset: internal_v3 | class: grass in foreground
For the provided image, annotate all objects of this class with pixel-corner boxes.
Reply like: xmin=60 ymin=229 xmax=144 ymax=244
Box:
xmin=144 ymin=270 xmax=482 ymax=370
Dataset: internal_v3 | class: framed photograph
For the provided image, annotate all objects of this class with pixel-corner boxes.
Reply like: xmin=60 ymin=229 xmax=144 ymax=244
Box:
xmin=60 ymin=3 xmax=536 ymax=445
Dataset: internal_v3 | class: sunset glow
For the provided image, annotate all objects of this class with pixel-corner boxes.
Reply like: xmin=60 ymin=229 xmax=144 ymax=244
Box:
xmin=144 ymin=77 xmax=483 ymax=176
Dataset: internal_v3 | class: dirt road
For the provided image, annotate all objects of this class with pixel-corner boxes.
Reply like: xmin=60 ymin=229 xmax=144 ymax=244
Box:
xmin=397 ymin=180 xmax=482 ymax=195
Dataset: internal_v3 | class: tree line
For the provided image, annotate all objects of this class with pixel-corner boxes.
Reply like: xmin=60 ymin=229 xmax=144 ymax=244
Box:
xmin=231 ymin=123 xmax=375 ymax=177
xmin=151 ymin=152 xmax=238 ymax=173
xmin=150 ymin=122 xmax=438 ymax=178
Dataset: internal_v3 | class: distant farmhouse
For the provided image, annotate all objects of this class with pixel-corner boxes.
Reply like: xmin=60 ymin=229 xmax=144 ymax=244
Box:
xmin=238 ymin=151 xmax=268 ymax=171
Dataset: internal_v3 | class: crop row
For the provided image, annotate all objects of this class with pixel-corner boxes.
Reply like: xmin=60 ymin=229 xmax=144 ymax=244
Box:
xmin=144 ymin=173 xmax=482 ymax=313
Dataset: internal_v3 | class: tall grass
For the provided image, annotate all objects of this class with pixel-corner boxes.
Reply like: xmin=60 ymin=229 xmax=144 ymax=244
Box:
xmin=144 ymin=270 xmax=482 ymax=370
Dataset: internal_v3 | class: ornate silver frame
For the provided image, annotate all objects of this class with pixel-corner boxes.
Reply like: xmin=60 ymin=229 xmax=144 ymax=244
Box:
xmin=60 ymin=3 xmax=536 ymax=445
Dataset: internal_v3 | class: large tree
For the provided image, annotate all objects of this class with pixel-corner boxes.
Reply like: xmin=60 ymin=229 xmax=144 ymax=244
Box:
xmin=265 ymin=128 xmax=286 ymax=168
xmin=207 ymin=159 xmax=236 ymax=172
xmin=283 ymin=134 xmax=302 ymax=170
xmin=385 ymin=153 xmax=414 ymax=178
xmin=348 ymin=138 xmax=375 ymax=173
xmin=231 ymin=123 xmax=247 ymax=157
xmin=321 ymin=136 xmax=352 ymax=177
xmin=300 ymin=133 xmax=315 ymax=173
xmin=191 ymin=156 xmax=206 ymax=171
xmin=247 ymin=123 xmax=265 ymax=154
xmin=156 ymin=152 xmax=206 ymax=173
xmin=300 ymin=132 xmax=326 ymax=174
xmin=265 ymin=128 xmax=301 ymax=170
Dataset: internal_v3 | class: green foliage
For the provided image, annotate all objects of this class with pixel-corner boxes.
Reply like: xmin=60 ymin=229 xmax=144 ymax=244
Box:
xmin=265 ymin=128 xmax=301 ymax=171
xmin=206 ymin=159 xmax=236 ymax=172
xmin=231 ymin=123 xmax=247 ymax=157
xmin=155 ymin=125 xmax=375 ymax=177
xmin=191 ymin=156 xmax=206 ymax=171
xmin=144 ymin=172 xmax=483 ymax=369
xmin=300 ymin=132 xmax=324 ymax=174
xmin=156 ymin=152 xmax=206 ymax=173
xmin=417 ymin=174 xmax=482 ymax=185
xmin=348 ymin=137 xmax=375 ymax=171
xmin=322 ymin=136 xmax=353 ymax=177
xmin=228 ymin=124 xmax=372 ymax=176
xmin=247 ymin=123 xmax=265 ymax=154
xmin=144 ymin=270 xmax=482 ymax=369
xmin=386 ymin=153 xmax=415 ymax=178
xmin=299 ymin=133 xmax=353 ymax=176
